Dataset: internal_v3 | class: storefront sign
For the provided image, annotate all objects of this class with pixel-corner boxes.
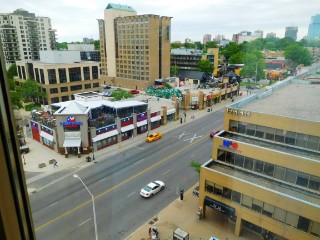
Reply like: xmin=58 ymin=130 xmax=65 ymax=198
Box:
xmin=137 ymin=112 xmax=147 ymax=121
xmin=191 ymin=97 xmax=199 ymax=102
xmin=60 ymin=116 xmax=83 ymax=126
xmin=219 ymin=140 xmax=242 ymax=153
xmin=226 ymin=108 xmax=251 ymax=117
xmin=204 ymin=197 xmax=235 ymax=216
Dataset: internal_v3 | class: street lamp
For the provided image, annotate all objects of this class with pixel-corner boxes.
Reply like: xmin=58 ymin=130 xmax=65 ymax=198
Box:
xmin=73 ymin=174 xmax=98 ymax=240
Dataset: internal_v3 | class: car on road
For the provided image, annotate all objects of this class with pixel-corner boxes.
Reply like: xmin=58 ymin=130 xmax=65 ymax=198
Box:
xmin=140 ymin=181 xmax=165 ymax=198
xmin=210 ymin=130 xmax=220 ymax=137
xmin=129 ymin=89 xmax=140 ymax=94
xmin=146 ymin=132 xmax=162 ymax=142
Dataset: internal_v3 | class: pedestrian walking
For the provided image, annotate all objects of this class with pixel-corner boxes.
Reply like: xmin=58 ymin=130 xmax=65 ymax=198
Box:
xmin=148 ymin=227 xmax=152 ymax=239
xmin=53 ymin=159 xmax=58 ymax=167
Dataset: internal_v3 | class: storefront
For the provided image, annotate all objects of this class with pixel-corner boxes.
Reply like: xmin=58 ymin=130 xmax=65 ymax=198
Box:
xmin=40 ymin=125 xmax=54 ymax=149
xmin=136 ymin=112 xmax=148 ymax=134
xmin=93 ymin=124 xmax=118 ymax=150
xmin=121 ymin=116 xmax=134 ymax=141
xmin=150 ymin=112 xmax=161 ymax=130
xmin=167 ymin=108 xmax=176 ymax=122
xmin=190 ymin=96 xmax=199 ymax=110
xmin=31 ymin=120 xmax=40 ymax=142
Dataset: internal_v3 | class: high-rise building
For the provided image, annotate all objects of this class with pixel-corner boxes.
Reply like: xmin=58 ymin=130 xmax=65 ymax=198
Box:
xmin=203 ymin=34 xmax=212 ymax=44
xmin=0 ymin=8 xmax=56 ymax=68
xmin=285 ymin=26 xmax=298 ymax=41
xmin=307 ymin=14 xmax=320 ymax=40
xmin=232 ymin=30 xmax=263 ymax=44
xmin=266 ymin=32 xmax=277 ymax=38
xmin=98 ymin=3 xmax=172 ymax=90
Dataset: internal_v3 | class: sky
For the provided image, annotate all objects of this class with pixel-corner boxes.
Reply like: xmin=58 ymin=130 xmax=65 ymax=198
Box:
xmin=2 ymin=0 xmax=319 ymax=42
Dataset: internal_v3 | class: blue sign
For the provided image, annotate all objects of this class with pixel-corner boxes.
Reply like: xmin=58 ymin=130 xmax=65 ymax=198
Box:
xmin=60 ymin=116 xmax=83 ymax=126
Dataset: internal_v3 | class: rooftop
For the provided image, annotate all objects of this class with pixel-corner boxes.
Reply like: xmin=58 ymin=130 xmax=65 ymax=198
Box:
xmin=243 ymin=82 xmax=320 ymax=122
xmin=106 ymin=3 xmax=136 ymax=12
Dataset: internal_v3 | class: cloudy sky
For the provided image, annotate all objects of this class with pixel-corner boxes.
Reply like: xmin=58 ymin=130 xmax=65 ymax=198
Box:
xmin=2 ymin=0 xmax=319 ymax=42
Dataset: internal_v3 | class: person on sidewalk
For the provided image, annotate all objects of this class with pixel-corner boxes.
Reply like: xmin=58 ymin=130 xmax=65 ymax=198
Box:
xmin=53 ymin=159 xmax=58 ymax=167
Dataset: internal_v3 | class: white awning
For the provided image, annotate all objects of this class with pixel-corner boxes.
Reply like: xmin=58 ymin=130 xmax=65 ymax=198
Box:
xmin=167 ymin=108 xmax=176 ymax=115
xmin=137 ymin=120 xmax=147 ymax=127
xmin=151 ymin=115 xmax=161 ymax=122
xmin=92 ymin=129 xmax=118 ymax=142
xmin=63 ymin=138 xmax=81 ymax=147
xmin=121 ymin=124 xmax=134 ymax=132
xmin=40 ymin=131 xmax=54 ymax=141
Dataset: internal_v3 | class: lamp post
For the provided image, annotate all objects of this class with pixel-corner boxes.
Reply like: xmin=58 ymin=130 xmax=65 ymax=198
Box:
xmin=73 ymin=174 xmax=98 ymax=240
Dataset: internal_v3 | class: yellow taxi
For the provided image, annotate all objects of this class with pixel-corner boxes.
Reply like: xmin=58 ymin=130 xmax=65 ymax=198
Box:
xmin=146 ymin=132 xmax=162 ymax=143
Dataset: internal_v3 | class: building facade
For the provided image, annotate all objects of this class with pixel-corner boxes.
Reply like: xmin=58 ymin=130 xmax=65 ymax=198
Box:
xmin=0 ymin=8 xmax=56 ymax=68
xmin=98 ymin=3 xmax=172 ymax=90
xmin=203 ymin=34 xmax=212 ymax=44
xmin=15 ymin=51 xmax=101 ymax=105
xmin=285 ymin=26 xmax=298 ymax=41
xmin=307 ymin=14 xmax=320 ymax=40
xmin=198 ymin=79 xmax=320 ymax=239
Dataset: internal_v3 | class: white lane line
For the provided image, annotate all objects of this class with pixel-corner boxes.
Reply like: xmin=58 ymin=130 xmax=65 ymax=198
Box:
xmin=79 ymin=218 xmax=91 ymax=227
xmin=96 ymin=177 xmax=106 ymax=184
xmin=49 ymin=202 xmax=58 ymax=207
xmin=163 ymin=169 xmax=172 ymax=175
xmin=128 ymin=192 xmax=135 ymax=197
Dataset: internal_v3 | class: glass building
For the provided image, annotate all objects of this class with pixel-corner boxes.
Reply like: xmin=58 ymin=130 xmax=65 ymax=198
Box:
xmin=307 ymin=14 xmax=320 ymax=40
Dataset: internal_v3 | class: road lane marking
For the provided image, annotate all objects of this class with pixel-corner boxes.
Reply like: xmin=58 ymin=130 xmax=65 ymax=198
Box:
xmin=128 ymin=192 xmax=135 ymax=197
xmin=79 ymin=218 xmax=91 ymax=227
xmin=178 ymin=131 xmax=190 ymax=140
xmin=162 ymin=169 xmax=172 ymax=175
xmin=96 ymin=178 xmax=106 ymax=184
xmin=35 ymin=133 xmax=208 ymax=231
xmin=184 ymin=134 xmax=203 ymax=143
xmin=49 ymin=202 xmax=58 ymax=207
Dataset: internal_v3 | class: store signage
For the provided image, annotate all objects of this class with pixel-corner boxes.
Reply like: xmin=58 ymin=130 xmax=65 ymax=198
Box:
xmin=226 ymin=108 xmax=251 ymax=117
xmin=191 ymin=97 xmax=199 ymax=102
xmin=60 ymin=116 xmax=83 ymax=126
xmin=204 ymin=197 xmax=235 ymax=216
xmin=219 ymin=140 xmax=241 ymax=153
xmin=137 ymin=113 xmax=147 ymax=121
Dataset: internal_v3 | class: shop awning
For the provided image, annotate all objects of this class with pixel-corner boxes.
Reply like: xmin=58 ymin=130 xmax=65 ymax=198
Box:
xmin=40 ymin=131 xmax=54 ymax=141
xmin=167 ymin=108 xmax=176 ymax=114
xmin=151 ymin=115 xmax=161 ymax=122
xmin=204 ymin=196 xmax=235 ymax=216
xmin=92 ymin=129 xmax=118 ymax=142
xmin=121 ymin=124 xmax=134 ymax=132
xmin=63 ymin=138 xmax=81 ymax=147
xmin=137 ymin=120 xmax=147 ymax=127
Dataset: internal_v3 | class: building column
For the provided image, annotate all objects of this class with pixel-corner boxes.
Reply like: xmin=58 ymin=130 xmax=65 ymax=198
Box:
xmin=234 ymin=216 xmax=242 ymax=237
xmin=116 ymin=117 xmax=122 ymax=143
xmin=147 ymin=108 xmax=151 ymax=135
xmin=162 ymin=106 xmax=167 ymax=125
xmin=132 ymin=113 xmax=137 ymax=137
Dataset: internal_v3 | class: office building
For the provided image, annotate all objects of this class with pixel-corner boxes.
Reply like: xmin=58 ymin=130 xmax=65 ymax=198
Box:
xmin=83 ymin=37 xmax=94 ymax=43
xmin=68 ymin=44 xmax=101 ymax=62
xmin=198 ymin=79 xmax=320 ymax=239
xmin=203 ymin=34 xmax=212 ymax=44
xmin=15 ymin=50 xmax=101 ymax=105
xmin=307 ymin=14 xmax=320 ymax=40
xmin=0 ymin=8 xmax=56 ymax=67
xmin=98 ymin=3 xmax=172 ymax=90
xmin=285 ymin=26 xmax=298 ymax=41
xmin=232 ymin=30 xmax=263 ymax=44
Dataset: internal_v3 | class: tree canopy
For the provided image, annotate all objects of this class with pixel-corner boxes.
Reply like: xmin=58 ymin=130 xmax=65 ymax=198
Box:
xmin=197 ymin=59 xmax=214 ymax=76
xmin=17 ymin=79 xmax=46 ymax=103
xmin=284 ymin=44 xmax=312 ymax=68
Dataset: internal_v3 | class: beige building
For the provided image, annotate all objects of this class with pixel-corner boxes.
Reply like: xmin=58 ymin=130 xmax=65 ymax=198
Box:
xmin=198 ymin=78 xmax=320 ymax=239
xmin=15 ymin=51 xmax=101 ymax=105
xmin=99 ymin=3 xmax=172 ymax=90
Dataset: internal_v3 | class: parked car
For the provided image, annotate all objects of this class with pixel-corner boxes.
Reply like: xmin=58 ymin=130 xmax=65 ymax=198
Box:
xmin=129 ymin=89 xmax=139 ymax=94
xmin=146 ymin=132 xmax=162 ymax=142
xmin=140 ymin=181 xmax=165 ymax=198
xmin=210 ymin=130 xmax=220 ymax=137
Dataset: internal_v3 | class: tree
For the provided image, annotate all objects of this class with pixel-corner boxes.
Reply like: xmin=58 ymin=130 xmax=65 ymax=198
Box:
xmin=170 ymin=65 xmax=179 ymax=76
xmin=194 ymin=41 xmax=203 ymax=50
xmin=204 ymin=41 xmax=218 ymax=49
xmin=10 ymin=91 xmax=24 ymax=110
xmin=56 ymin=42 xmax=68 ymax=50
xmin=17 ymin=79 xmax=46 ymax=103
xmin=240 ymin=54 xmax=265 ymax=80
xmin=7 ymin=63 xmax=17 ymax=79
xmin=94 ymin=40 xmax=100 ymax=50
xmin=111 ymin=89 xmax=133 ymax=101
xmin=190 ymin=161 xmax=201 ymax=174
xmin=171 ymin=42 xmax=183 ymax=49
xmin=284 ymin=44 xmax=312 ymax=69
xmin=197 ymin=59 xmax=214 ymax=77
xmin=184 ymin=42 xmax=195 ymax=49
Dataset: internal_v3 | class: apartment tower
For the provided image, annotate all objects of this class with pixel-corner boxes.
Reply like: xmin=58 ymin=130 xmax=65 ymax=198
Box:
xmin=0 ymin=8 xmax=56 ymax=68
xmin=98 ymin=3 xmax=172 ymax=90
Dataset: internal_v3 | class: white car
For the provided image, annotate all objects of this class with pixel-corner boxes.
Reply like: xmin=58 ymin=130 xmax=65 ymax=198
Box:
xmin=140 ymin=181 xmax=165 ymax=198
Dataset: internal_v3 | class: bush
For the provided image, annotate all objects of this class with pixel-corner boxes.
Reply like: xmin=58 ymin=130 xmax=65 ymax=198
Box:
xmin=38 ymin=163 xmax=46 ymax=168
xmin=25 ymin=103 xmax=41 ymax=111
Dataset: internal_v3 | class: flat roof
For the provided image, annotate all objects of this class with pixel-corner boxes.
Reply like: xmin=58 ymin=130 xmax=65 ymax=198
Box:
xmin=220 ymin=132 xmax=320 ymax=161
xmin=206 ymin=161 xmax=320 ymax=207
xmin=243 ymin=82 xmax=320 ymax=122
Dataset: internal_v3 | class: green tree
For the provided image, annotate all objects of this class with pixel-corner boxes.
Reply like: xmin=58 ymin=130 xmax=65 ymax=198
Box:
xmin=190 ymin=161 xmax=201 ymax=174
xmin=94 ymin=40 xmax=100 ymax=50
xmin=197 ymin=59 xmax=214 ymax=77
xmin=229 ymin=51 xmax=245 ymax=64
xmin=171 ymin=42 xmax=183 ymax=49
xmin=170 ymin=65 xmax=179 ymax=76
xmin=284 ymin=44 xmax=312 ymax=69
xmin=194 ymin=41 xmax=203 ymax=50
xmin=18 ymin=79 xmax=46 ymax=103
xmin=7 ymin=63 xmax=17 ymax=79
xmin=184 ymin=42 xmax=195 ymax=49
xmin=111 ymin=89 xmax=133 ymax=101
xmin=10 ymin=91 xmax=24 ymax=110
xmin=56 ymin=42 xmax=68 ymax=50
xmin=240 ymin=54 xmax=265 ymax=80
xmin=163 ymin=82 xmax=172 ymax=89
xmin=204 ymin=41 xmax=218 ymax=49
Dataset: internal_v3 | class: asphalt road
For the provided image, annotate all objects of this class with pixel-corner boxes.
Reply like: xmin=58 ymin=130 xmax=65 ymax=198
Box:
xmin=29 ymin=109 xmax=224 ymax=240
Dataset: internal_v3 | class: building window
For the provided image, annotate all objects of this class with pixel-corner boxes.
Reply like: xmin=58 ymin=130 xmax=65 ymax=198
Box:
xmin=263 ymin=163 xmax=274 ymax=177
xmin=205 ymin=181 xmax=214 ymax=193
xmin=252 ymin=199 xmax=263 ymax=213
xmin=231 ymin=190 xmax=241 ymax=204
xmin=48 ymin=69 xmax=57 ymax=84
xmin=297 ymin=216 xmax=310 ymax=232
xmin=61 ymin=96 xmax=69 ymax=102
xmin=296 ymin=172 xmax=309 ymax=187
xmin=93 ymin=83 xmax=99 ymax=88
xmin=70 ymin=85 xmax=82 ymax=91
xmin=85 ymin=84 xmax=91 ymax=89
xmin=254 ymin=160 xmax=264 ymax=173
xmin=35 ymin=68 xmax=40 ymax=83
xmin=213 ymin=184 xmax=223 ymax=196
xmin=58 ymin=68 xmax=67 ymax=83
xmin=241 ymin=195 xmax=253 ymax=209
xmin=274 ymin=166 xmax=286 ymax=180
xmin=83 ymin=67 xmax=90 ymax=80
xmin=262 ymin=203 xmax=274 ymax=217
xmin=40 ymin=69 xmax=45 ymax=84
xmin=223 ymin=187 xmax=232 ymax=199
xmin=69 ymin=67 xmax=81 ymax=82
xmin=51 ymin=97 xmax=59 ymax=103
xmin=285 ymin=169 xmax=297 ymax=184
xmin=274 ymin=207 xmax=286 ymax=222
xmin=49 ymin=88 xmax=58 ymax=94
xmin=234 ymin=155 xmax=244 ymax=167
xmin=311 ymin=221 xmax=320 ymax=237
xmin=308 ymin=176 xmax=320 ymax=191
xmin=285 ymin=212 xmax=299 ymax=228
xmin=92 ymin=66 xmax=98 ymax=79
xmin=244 ymin=157 xmax=254 ymax=170
xmin=60 ymin=87 xmax=68 ymax=92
